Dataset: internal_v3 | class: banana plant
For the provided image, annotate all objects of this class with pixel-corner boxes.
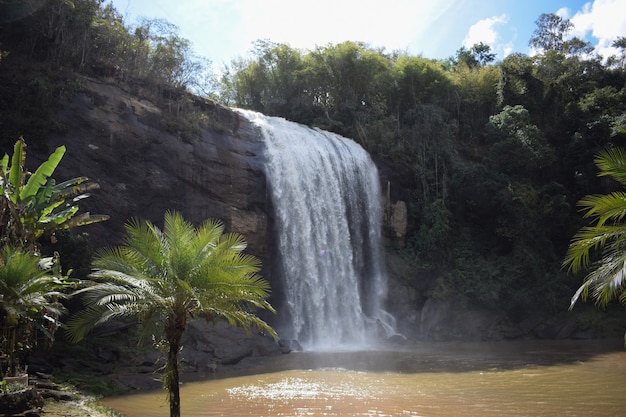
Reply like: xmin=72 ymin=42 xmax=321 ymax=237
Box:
xmin=0 ymin=138 xmax=109 ymax=252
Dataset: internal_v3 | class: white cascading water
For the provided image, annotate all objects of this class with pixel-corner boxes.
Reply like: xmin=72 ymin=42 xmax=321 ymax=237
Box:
xmin=237 ymin=109 xmax=397 ymax=350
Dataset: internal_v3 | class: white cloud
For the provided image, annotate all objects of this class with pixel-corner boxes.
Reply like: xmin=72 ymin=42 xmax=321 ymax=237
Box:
xmin=462 ymin=14 xmax=510 ymax=60
xmin=463 ymin=14 xmax=508 ymax=48
xmin=556 ymin=7 xmax=572 ymax=19
xmin=570 ymin=0 xmax=626 ymax=60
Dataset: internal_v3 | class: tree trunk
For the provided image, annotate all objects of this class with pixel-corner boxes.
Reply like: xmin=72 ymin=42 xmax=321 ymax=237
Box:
xmin=166 ymin=332 xmax=182 ymax=417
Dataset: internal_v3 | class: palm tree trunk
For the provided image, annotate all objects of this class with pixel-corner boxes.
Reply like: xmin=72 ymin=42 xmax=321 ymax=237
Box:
xmin=166 ymin=332 xmax=182 ymax=417
xmin=9 ymin=326 xmax=17 ymax=376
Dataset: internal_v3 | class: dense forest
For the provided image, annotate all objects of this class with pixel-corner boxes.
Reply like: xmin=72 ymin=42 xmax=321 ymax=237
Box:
xmin=1 ymin=0 xmax=626 ymax=331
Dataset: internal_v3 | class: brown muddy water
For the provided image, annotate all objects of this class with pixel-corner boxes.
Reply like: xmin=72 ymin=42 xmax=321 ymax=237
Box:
xmin=101 ymin=339 xmax=626 ymax=417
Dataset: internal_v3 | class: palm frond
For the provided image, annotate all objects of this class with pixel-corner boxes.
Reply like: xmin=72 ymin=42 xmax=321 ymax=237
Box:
xmin=619 ymin=289 xmax=626 ymax=307
xmin=88 ymin=269 xmax=151 ymax=289
xmin=595 ymin=147 xmax=626 ymax=187
xmin=65 ymin=302 xmax=141 ymax=342
xmin=578 ymin=192 xmax=626 ymax=226
xmin=123 ymin=218 xmax=168 ymax=273
xmin=164 ymin=210 xmax=196 ymax=252
xmin=567 ymin=146 xmax=626 ymax=309
xmin=563 ymin=224 xmax=626 ymax=273
xmin=92 ymin=247 xmax=143 ymax=275
xmin=207 ymin=307 xmax=277 ymax=339
xmin=196 ymin=217 xmax=224 ymax=242
xmin=570 ymin=242 xmax=626 ymax=309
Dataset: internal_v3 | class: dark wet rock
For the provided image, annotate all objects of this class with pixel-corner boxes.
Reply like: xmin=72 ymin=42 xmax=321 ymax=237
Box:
xmin=38 ymin=388 xmax=78 ymax=401
xmin=0 ymin=387 xmax=44 ymax=416
xmin=279 ymin=339 xmax=303 ymax=352
xmin=37 ymin=77 xmax=270 ymax=260
xmin=180 ymin=318 xmax=283 ymax=371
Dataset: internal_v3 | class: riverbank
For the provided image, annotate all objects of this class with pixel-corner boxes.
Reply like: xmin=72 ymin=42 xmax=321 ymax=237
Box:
xmin=41 ymin=397 xmax=121 ymax=417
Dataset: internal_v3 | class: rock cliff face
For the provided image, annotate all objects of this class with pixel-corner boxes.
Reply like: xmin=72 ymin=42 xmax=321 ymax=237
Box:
xmin=41 ymin=77 xmax=270 ymax=259
xmin=32 ymin=77 xmax=421 ymax=344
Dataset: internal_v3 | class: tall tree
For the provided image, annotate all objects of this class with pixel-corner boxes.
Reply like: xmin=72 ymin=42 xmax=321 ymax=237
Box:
xmin=529 ymin=13 xmax=574 ymax=53
xmin=67 ymin=211 xmax=276 ymax=417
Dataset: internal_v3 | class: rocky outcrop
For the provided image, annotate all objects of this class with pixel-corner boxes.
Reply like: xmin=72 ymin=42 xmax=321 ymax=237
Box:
xmin=389 ymin=201 xmax=408 ymax=242
xmin=0 ymin=386 xmax=44 ymax=416
xmin=40 ymin=77 xmax=269 ymax=258
xmin=179 ymin=319 xmax=289 ymax=371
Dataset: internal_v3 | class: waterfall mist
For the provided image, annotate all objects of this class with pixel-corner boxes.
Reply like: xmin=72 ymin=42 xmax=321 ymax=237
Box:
xmin=238 ymin=110 xmax=397 ymax=350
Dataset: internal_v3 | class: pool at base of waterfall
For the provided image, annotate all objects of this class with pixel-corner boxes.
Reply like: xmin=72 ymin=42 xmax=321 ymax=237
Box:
xmin=102 ymin=339 xmax=626 ymax=417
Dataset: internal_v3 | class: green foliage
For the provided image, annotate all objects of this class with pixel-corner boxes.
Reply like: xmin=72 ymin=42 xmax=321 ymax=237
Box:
xmin=451 ymin=163 xmax=508 ymax=229
xmin=67 ymin=211 xmax=276 ymax=417
xmin=433 ymin=237 xmax=513 ymax=306
xmin=0 ymin=71 xmax=74 ymax=148
xmin=453 ymin=42 xmax=496 ymax=69
xmin=413 ymin=199 xmax=452 ymax=265
xmin=497 ymin=53 xmax=539 ymax=108
xmin=0 ymin=138 xmax=109 ymax=252
xmin=0 ymin=245 xmax=66 ymax=377
xmin=0 ymin=0 xmax=213 ymax=98
xmin=564 ymin=146 xmax=626 ymax=309
xmin=221 ymin=40 xmax=394 ymax=144
xmin=0 ymin=377 xmax=30 ymax=394
xmin=391 ymin=55 xmax=451 ymax=107
xmin=449 ymin=63 xmax=500 ymax=139
xmin=485 ymin=105 xmax=555 ymax=179
xmin=569 ymin=306 xmax=626 ymax=337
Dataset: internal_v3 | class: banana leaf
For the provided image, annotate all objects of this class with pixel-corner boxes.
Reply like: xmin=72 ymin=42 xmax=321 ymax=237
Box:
xmin=8 ymin=139 xmax=26 ymax=203
xmin=20 ymin=145 xmax=65 ymax=203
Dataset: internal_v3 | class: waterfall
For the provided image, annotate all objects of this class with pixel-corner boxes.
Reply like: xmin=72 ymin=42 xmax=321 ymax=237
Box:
xmin=237 ymin=109 xmax=397 ymax=350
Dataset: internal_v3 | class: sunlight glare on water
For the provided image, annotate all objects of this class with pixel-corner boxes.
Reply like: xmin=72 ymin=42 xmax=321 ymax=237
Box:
xmin=227 ymin=374 xmax=377 ymax=401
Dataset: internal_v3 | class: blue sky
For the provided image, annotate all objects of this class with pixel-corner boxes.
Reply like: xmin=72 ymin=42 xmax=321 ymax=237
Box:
xmin=109 ymin=0 xmax=626 ymax=68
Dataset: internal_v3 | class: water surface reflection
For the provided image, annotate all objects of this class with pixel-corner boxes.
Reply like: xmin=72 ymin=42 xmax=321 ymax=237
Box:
xmin=102 ymin=339 xmax=626 ymax=417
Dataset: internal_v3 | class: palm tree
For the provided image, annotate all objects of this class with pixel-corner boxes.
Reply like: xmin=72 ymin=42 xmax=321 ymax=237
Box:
xmin=0 ymin=246 xmax=66 ymax=378
xmin=563 ymin=146 xmax=626 ymax=309
xmin=67 ymin=211 xmax=276 ymax=417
